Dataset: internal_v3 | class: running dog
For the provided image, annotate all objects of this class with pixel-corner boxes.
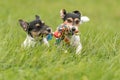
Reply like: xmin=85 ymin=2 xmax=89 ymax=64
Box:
xmin=53 ymin=9 xmax=89 ymax=54
xmin=19 ymin=15 xmax=52 ymax=47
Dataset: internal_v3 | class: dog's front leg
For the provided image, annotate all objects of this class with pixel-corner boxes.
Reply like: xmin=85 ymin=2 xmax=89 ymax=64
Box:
xmin=43 ymin=38 xmax=49 ymax=47
xmin=71 ymin=35 xmax=82 ymax=54
xmin=76 ymin=42 xmax=82 ymax=54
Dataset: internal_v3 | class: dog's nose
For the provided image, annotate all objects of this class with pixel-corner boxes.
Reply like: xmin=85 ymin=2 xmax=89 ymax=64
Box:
xmin=47 ymin=28 xmax=51 ymax=33
xmin=72 ymin=27 xmax=76 ymax=32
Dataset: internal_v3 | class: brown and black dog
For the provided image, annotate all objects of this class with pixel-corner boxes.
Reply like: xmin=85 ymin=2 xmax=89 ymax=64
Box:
xmin=54 ymin=9 xmax=89 ymax=54
xmin=19 ymin=15 xmax=52 ymax=47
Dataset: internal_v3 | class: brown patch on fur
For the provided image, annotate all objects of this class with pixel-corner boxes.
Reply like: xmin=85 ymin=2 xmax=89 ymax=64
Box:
xmin=31 ymin=31 xmax=40 ymax=38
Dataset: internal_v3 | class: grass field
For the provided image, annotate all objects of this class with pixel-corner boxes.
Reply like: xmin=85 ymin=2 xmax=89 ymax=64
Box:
xmin=0 ymin=0 xmax=120 ymax=80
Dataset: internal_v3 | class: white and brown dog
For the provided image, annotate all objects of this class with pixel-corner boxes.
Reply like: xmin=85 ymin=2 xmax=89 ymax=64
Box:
xmin=19 ymin=15 xmax=52 ymax=47
xmin=53 ymin=9 xmax=89 ymax=54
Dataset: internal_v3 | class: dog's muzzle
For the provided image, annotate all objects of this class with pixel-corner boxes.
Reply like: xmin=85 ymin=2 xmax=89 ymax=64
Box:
xmin=69 ymin=26 xmax=79 ymax=35
xmin=47 ymin=28 xmax=52 ymax=33
xmin=72 ymin=27 xmax=76 ymax=32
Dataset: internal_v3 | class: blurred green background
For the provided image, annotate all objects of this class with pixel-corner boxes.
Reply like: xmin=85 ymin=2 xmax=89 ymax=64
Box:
xmin=0 ymin=0 xmax=120 ymax=80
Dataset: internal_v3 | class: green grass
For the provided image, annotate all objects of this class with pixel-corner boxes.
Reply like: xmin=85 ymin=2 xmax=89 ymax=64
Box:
xmin=0 ymin=0 xmax=120 ymax=80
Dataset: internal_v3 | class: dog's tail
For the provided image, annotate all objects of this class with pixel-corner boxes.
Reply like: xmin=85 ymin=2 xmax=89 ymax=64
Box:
xmin=80 ymin=16 xmax=90 ymax=24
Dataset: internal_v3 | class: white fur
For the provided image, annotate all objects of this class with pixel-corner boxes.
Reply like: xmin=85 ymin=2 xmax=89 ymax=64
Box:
xmin=80 ymin=16 xmax=90 ymax=24
xmin=70 ymin=34 xmax=82 ymax=54
xmin=43 ymin=37 xmax=49 ymax=47
xmin=22 ymin=35 xmax=49 ymax=47
xmin=22 ymin=35 xmax=36 ymax=47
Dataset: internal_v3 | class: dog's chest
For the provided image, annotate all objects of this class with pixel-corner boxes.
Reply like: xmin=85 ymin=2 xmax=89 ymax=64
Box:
xmin=22 ymin=35 xmax=36 ymax=47
xmin=22 ymin=35 xmax=49 ymax=47
xmin=70 ymin=35 xmax=80 ymax=46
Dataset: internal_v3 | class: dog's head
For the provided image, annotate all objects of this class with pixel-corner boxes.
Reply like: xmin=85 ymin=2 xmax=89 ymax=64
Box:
xmin=19 ymin=15 xmax=52 ymax=39
xmin=60 ymin=9 xmax=81 ymax=33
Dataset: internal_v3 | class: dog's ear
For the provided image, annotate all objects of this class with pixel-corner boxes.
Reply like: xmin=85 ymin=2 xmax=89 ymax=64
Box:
xmin=35 ymin=15 xmax=40 ymax=20
xmin=60 ymin=9 xmax=67 ymax=18
xmin=18 ymin=19 xmax=28 ymax=31
xmin=73 ymin=10 xmax=81 ymax=17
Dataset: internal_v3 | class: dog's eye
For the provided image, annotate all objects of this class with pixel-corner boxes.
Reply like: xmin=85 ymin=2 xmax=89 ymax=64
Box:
xmin=67 ymin=19 xmax=73 ymax=23
xmin=75 ymin=20 xmax=80 ymax=24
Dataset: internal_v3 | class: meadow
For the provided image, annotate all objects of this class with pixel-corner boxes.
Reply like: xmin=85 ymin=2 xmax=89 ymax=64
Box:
xmin=0 ymin=0 xmax=120 ymax=80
